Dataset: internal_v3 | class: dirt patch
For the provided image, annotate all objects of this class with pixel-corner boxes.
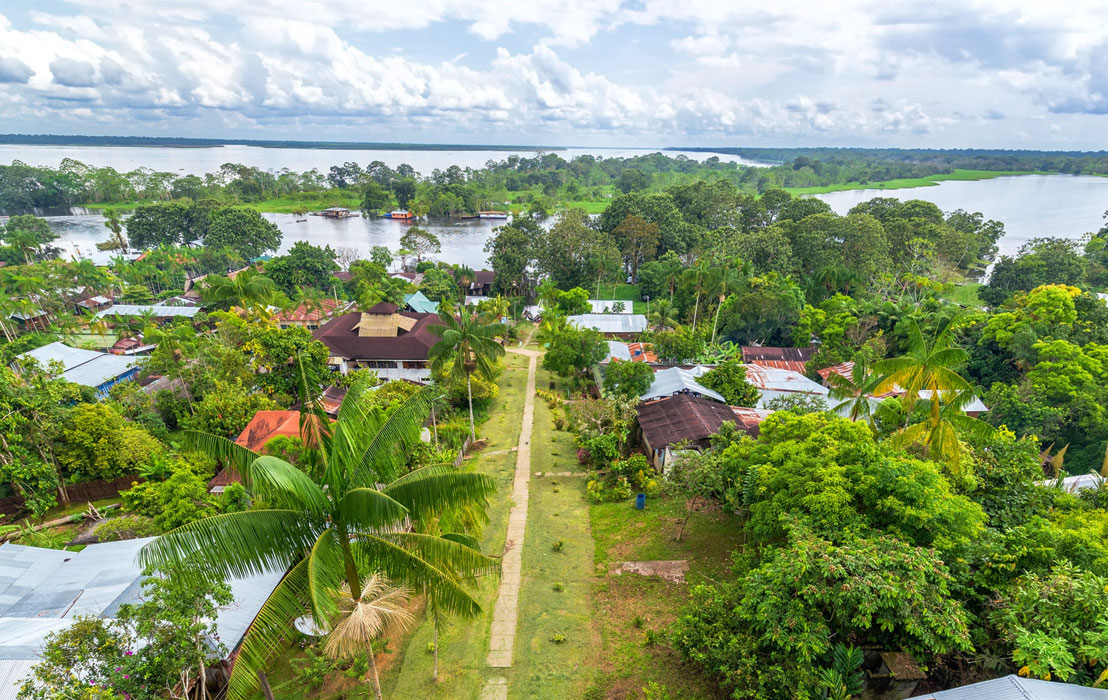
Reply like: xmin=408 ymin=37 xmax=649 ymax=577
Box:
xmin=467 ymin=439 xmax=490 ymax=453
xmin=608 ymin=560 xmax=689 ymax=583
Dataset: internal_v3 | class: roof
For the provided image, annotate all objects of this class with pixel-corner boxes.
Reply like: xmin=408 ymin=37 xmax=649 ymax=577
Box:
xmin=92 ymin=304 xmax=201 ymax=321
xmin=0 ymin=539 xmax=284 ymax=700
xmin=76 ymin=295 xmax=112 ymax=308
xmin=314 ymin=311 xmax=444 ymax=361
xmin=604 ymin=341 xmax=658 ymax=364
xmin=731 ymin=406 xmax=773 ymax=436
xmin=403 ymin=291 xmax=440 ymax=314
xmin=321 ymin=385 xmax=348 ymax=416
xmin=907 ymin=675 xmax=1108 ymax=700
xmin=567 ymin=313 xmax=648 ymax=334
xmin=742 ymin=346 xmax=814 ymax=373
xmin=743 ymin=363 xmax=829 ymax=395
xmin=638 ymin=394 xmax=739 ymax=448
xmin=641 ymin=366 xmax=726 ymax=403
xmin=917 ymin=390 xmax=989 ymax=413
xmin=235 ymin=410 xmax=303 ymax=452
xmin=16 ymin=342 xmax=141 ymax=390
xmin=817 ymin=361 xmax=855 ymax=382
xmin=275 ymin=298 xmax=353 ymax=324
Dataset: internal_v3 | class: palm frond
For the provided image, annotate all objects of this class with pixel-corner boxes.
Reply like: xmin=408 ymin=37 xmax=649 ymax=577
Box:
xmin=247 ymin=455 xmax=330 ymax=513
xmin=350 ymin=387 xmax=432 ymax=487
xmin=338 ymin=488 xmax=410 ymax=531
xmin=440 ymin=532 xmax=481 ymax=551
xmin=383 ymin=469 xmax=496 ymax=524
xmin=323 ymin=574 xmax=414 ymax=659
xmin=225 ymin=559 xmax=311 ymax=700
xmin=183 ymin=430 xmax=260 ymax=474
xmin=140 ymin=509 xmax=316 ymax=580
xmin=307 ymin=528 xmax=344 ymax=625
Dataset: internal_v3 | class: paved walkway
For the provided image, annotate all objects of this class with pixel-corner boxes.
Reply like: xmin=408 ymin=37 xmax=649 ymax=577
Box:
xmin=484 ymin=348 xmax=540 ymax=680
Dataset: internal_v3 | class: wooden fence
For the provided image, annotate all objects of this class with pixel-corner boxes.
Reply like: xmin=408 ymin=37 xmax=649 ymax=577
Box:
xmin=0 ymin=475 xmax=141 ymax=517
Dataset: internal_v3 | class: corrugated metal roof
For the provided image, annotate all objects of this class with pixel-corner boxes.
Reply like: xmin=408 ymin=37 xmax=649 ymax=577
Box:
xmin=908 ymin=675 xmax=1108 ymax=699
xmin=641 ymin=367 xmax=725 ymax=403
xmin=15 ymin=343 xmax=142 ymax=391
xmin=92 ymin=304 xmax=201 ymax=321
xmin=403 ymin=291 xmax=440 ymax=314
xmin=16 ymin=342 xmax=102 ymax=372
xmin=743 ymin=364 xmax=829 ymax=395
xmin=567 ymin=313 xmax=648 ymax=334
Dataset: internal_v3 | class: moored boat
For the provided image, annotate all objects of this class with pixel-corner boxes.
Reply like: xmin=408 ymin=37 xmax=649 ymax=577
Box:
xmin=389 ymin=210 xmax=414 ymax=220
xmin=478 ymin=210 xmax=509 ymax=219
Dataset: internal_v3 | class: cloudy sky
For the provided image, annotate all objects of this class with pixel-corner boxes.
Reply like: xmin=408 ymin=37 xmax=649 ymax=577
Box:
xmin=1 ymin=0 xmax=1107 ymax=148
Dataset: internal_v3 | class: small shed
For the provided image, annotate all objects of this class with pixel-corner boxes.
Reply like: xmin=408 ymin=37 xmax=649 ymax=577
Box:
xmin=637 ymin=394 xmax=738 ymax=470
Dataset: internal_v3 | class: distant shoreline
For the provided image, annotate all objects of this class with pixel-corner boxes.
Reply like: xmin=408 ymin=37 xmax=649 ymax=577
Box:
xmin=0 ymin=134 xmax=562 ymax=151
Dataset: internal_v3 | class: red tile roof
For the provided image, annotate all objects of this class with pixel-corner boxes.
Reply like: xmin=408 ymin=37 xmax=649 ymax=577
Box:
xmin=627 ymin=342 xmax=658 ymax=363
xmin=235 ymin=410 xmax=303 ymax=452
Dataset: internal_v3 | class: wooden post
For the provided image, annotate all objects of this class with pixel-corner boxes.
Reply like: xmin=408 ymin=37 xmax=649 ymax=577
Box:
xmin=257 ymin=670 xmax=275 ymax=700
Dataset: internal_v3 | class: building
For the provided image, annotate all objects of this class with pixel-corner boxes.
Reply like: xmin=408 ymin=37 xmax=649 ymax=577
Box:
xmin=742 ymin=363 xmax=830 ymax=409
xmin=275 ymin=298 xmax=354 ymax=330
xmin=741 ymin=346 xmax=814 ymax=374
xmin=454 ymin=269 xmax=494 ymax=297
xmin=313 ymin=302 xmax=445 ymax=381
xmin=91 ymin=304 xmax=202 ymax=323
xmin=7 ymin=308 xmax=50 ymax=332
xmin=603 ymin=341 xmax=657 ymax=364
xmin=640 ymin=366 xmax=725 ymax=403
xmin=208 ymin=410 xmax=307 ymax=493
xmin=15 ymin=342 xmax=142 ymax=398
xmin=390 ymin=271 xmax=424 ymax=285
xmin=403 ymin=291 xmax=440 ymax=314
xmin=567 ymin=313 xmax=648 ymax=339
xmin=907 ymin=675 xmax=1108 ymax=699
xmin=638 ymin=394 xmax=740 ymax=470
xmin=74 ymin=295 xmax=113 ymax=314
xmin=317 ymin=207 xmax=356 ymax=218
xmin=0 ymin=538 xmax=284 ymax=700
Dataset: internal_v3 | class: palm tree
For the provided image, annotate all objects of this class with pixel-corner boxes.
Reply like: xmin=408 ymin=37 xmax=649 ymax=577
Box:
xmin=826 ymin=357 xmax=884 ymax=426
xmin=428 ymin=308 xmax=505 ymax=442
xmin=708 ymin=263 xmax=750 ymax=346
xmin=479 ymin=294 xmax=510 ymax=323
xmin=100 ymin=209 xmax=129 ymax=253
xmin=648 ymin=298 xmax=678 ymax=331
xmin=891 ymin=390 xmax=995 ymax=470
xmin=454 ymin=265 xmax=475 ymax=303
xmin=4 ymin=227 xmax=42 ymax=265
xmin=682 ymin=259 xmax=712 ymax=331
xmin=201 ymin=267 xmax=276 ymax=310
xmin=323 ymin=574 xmax=413 ymax=700
xmin=140 ymin=381 xmax=497 ymax=700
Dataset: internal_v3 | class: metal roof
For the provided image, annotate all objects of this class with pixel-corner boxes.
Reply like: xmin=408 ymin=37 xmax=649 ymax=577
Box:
xmin=404 ymin=291 xmax=440 ymax=314
xmin=92 ymin=304 xmax=202 ymax=321
xmin=0 ymin=538 xmax=284 ymax=699
xmin=17 ymin=342 xmax=102 ymax=372
xmin=641 ymin=367 xmax=725 ymax=403
xmin=908 ymin=675 xmax=1108 ymax=699
xmin=16 ymin=342 xmax=142 ymax=391
xmin=567 ymin=313 xmax=648 ymax=334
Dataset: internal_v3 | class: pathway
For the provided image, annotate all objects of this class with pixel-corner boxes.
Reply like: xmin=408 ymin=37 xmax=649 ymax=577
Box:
xmin=481 ymin=347 xmax=540 ymax=697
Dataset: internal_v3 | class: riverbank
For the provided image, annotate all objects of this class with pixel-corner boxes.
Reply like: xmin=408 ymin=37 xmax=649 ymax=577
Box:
xmin=786 ymin=168 xmax=1048 ymax=195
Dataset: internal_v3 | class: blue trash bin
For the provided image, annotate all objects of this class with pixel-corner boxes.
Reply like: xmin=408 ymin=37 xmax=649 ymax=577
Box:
xmin=635 ymin=493 xmax=646 ymax=510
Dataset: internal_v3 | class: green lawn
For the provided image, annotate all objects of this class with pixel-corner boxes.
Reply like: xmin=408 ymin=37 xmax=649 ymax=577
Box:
xmin=588 ymin=495 xmax=743 ymax=699
xmin=785 ymin=168 xmax=1047 ymax=195
xmin=70 ymin=333 xmax=116 ymax=350
xmin=508 ymin=364 xmax=597 ymax=698
xmin=940 ymin=282 xmax=985 ymax=308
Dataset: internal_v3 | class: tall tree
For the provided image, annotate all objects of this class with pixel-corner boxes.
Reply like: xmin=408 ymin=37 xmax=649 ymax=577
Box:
xmin=399 ymin=227 xmax=441 ymax=267
xmin=205 ymin=207 xmax=282 ymax=260
xmin=140 ymin=382 xmax=497 ymax=700
xmin=428 ymin=308 xmax=505 ymax=442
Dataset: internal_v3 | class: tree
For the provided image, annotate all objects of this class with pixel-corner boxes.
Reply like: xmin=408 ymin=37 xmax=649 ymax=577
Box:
xmin=542 ymin=326 xmax=607 ymax=379
xmin=360 ymin=181 xmax=392 ymax=213
xmin=180 ymin=379 xmax=279 ymax=437
xmin=981 ymin=237 xmax=1088 ymax=307
xmin=201 ymin=267 xmax=276 ymax=310
xmin=602 ymin=359 xmax=654 ymax=398
xmin=125 ymin=201 xmax=211 ymax=249
xmin=613 ymin=214 xmax=660 ymax=281
xmin=428 ymin=309 xmax=505 ymax=441
xmin=2 ymin=214 xmax=56 ymax=264
xmin=263 ymin=242 xmax=338 ymax=294
xmin=647 ymin=298 xmax=678 ymax=331
xmin=419 ymin=268 xmax=460 ymax=303
xmin=826 ymin=355 xmax=884 ymax=425
xmin=57 ymin=403 xmax=165 ymax=481
xmin=99 ymin=209 xmax=128 ymax=253
xmin=681 ymin=259 xmax=713 ymax=331
xmin=698 ymin=358 xmax=760 ymax=407
xmin=140 ymin=382 xmax=497 ymax=700
xmin=537 ymin=209 xmax=620 ymax=290
xmin=617 ymin=168 xmax=649 ymax=193
xmin=323 ymin=574 xmax=413 ymax=700
xmin=399 ymin=227 xmax=441 ymax=266
xmin=393 ymin=177 xmax=417 ymax=208
xmin=204 ymin=207 xmax=282 ymax=260
xmin=484 ymin=218 xmax=538 ymax=295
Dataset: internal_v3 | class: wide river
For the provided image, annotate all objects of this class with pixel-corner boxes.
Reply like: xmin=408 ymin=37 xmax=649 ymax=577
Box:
xmin=5 ymin=144 xmax=1107 ymax=267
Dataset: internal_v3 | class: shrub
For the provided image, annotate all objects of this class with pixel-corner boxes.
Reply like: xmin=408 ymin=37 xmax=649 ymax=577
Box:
xmin=94 ymin=515 xmax=161 ymax=542
xmin=550 ymin=633 xmax=567 ymax=644
xmin=552 ymin=582 xmax=565 ymax=592
xmin=552 ymin=540 xmax=565 ymax=552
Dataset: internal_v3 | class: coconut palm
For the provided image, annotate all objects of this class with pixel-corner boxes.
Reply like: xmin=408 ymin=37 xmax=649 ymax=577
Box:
xmin=99 ymin=209 xmax=129 ymax=253
xmin=873 ymin=316 xmax=974 ymax=414
xmin=648 ymin=298 xmax=678 ymax=331
xmin=708 ymin=263 xmax=751 ymax=345
xmin=323 ymin=574 xmax=414 ymax=700
xmin=682 ymin=259 xmax=713 ymax=331
xmin=428 ymin=308 xmax=505 ymax=442
xmin=454 ymin=265 xmax=475 ymax=303
xmin=826 ymin=357 xmax=885 ymax=426
xmin=139 ymin=381 xmax=497 ymax=700
xmin=4 ymin=227 xmax=42 ymax=265
xmin=201 ymin=267 xmax=276 ymax=310
xmin=891 ymin=390 xmax=994 ymax=471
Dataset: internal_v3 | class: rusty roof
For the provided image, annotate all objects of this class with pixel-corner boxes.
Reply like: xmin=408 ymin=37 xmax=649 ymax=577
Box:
xmin=638 ymin=395 xmax=739 ymax=449
xmin=741 ymin=346 xmax=814 ymax=373
xmin=234 ymin=410 xmax=303 ymax=452
xmin=275 ymin=298 xmax=353 ymax=323
xmin=817 ymin=361 xmax=855 ymax=383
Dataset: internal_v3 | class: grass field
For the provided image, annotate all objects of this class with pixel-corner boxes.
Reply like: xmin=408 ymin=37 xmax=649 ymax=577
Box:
xmin=940 ymin=282 xmax=985 ymax=308
xmin=785 ymin=168 xmax=1047 ymax=196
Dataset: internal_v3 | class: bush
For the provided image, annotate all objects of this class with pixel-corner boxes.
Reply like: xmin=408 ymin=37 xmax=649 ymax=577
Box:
xmin=550 ymin=633 xmax=567 ymax=644
xmin=94 ymin=515 xmax=161 ymax=542
xmin=552 ymin=582 xmax=565 ymax=592
xmin=552 ymin=540 xmax=565 ymax=552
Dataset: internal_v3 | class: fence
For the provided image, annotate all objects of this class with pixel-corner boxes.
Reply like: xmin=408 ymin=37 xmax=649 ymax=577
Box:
xmin=0 ymin=475 xmax=141 ymax=517
xmin=453 ymin=436 xmax=473 ymax=467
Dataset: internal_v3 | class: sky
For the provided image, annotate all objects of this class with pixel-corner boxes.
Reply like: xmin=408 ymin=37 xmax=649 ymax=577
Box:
xmin=1 ymin=1 xmax=1107 ymax=148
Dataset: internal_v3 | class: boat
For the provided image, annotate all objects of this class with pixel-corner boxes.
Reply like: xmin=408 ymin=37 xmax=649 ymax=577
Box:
xmin=389 ymin=210 xmax=415 ymax=220
xmin=479 ymin=210 xmax=509 ymax=219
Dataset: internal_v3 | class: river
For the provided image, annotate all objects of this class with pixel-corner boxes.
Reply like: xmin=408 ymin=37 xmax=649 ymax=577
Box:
xmin=815 ymin=174 xmax=1108 ymax=259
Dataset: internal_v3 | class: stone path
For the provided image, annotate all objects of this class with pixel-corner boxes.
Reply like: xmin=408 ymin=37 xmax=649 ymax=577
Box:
xmin=485 ymin=348 xmax=540 ymax=677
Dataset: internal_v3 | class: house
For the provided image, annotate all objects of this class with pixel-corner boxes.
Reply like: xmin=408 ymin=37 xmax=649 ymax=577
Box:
xmin=208 ymin=410 xmax=306 ymax=493
xmin=317 ymin=207 xmax=356 ymax=218
xmin=453 ymin=269 xmax=494 ymax=297
xmin=640 ymin=366 xmax=725 ymax=403
xmin=817 ymin=361 xmax=855 ymax=385
xmin=108 ymin=336 xmax=156 ymax=355
xmin=74 ymin=294 xmax=113 ymax=314
xmin=567 ymin=313 xmax=648 ymax=339
xmin=742 ymin=363 xmax=830 ymax=410
xmin=603 ymin=341 xmax=657 ymax=364
xmin=390 ymin=271 xmax=424 ymax=286
xmin=313 ymin=302 xmax=445 ymax=381
xmin=741 ymin=346 xmax=814 ymax=374
xmin=638 ymin=394 xmax=740 ymax=470
xmin=91 ymin=304 xmax=202 ymax=324
xmin=907 ymin=675 xmax=1108 ymax=699
xmin=7 ymin=307 xmax=50 ymax=332
xmin=0 ymin=538 xmax=284 ymax=699
xmin=403 ymin=291 xmax=440 ymax=314
xmin=275 ymin=298 xmax=354 ymax=330
xmin=15 ymin=342 xmax=143 ymax=398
